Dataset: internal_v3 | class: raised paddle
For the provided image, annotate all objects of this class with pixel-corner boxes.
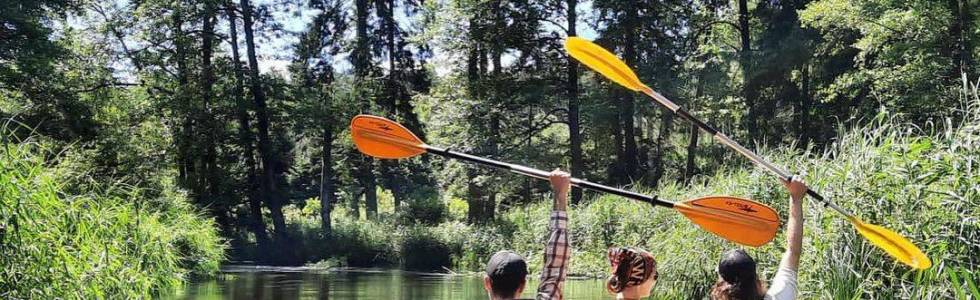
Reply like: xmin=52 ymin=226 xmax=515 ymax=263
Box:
xmin=565 ymin=36 xmax=931 ymax=269
xmin=350 ymin=115 xmax=780 ymax=247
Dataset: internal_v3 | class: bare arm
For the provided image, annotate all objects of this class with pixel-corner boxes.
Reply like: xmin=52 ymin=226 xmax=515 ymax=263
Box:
xmin=780 ymin=176 xmax=807 ymax=271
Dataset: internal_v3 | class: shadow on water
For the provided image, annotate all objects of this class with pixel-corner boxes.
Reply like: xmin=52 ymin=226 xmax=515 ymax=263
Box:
xmin=165 ymin=265 xmax=607 ymax=300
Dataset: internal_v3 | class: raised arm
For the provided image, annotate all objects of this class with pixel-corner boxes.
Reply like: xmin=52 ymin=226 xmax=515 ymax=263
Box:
xmin=780 ymin=175 xmax=807 ymax=271
xmin=537 ymin=169 xmax=570 ymax=300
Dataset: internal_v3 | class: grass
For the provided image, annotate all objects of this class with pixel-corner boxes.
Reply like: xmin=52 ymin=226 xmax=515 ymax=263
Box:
xmin=0 ymin=132 xmax=225 ymax=298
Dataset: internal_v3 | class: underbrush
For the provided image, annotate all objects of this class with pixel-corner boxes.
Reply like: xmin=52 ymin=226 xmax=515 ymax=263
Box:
xmin=0 ymin=136 xmax=225 ymax=298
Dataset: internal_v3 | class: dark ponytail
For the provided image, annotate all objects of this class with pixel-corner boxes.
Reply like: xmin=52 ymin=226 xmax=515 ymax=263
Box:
xmin=711 ymin=249 xmax=763 ymax=300
xmin=710 ymin=277 xmax=762 ymax=300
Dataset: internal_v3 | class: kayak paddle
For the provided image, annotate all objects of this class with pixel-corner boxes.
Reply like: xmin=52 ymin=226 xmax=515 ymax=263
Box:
xmin=350 ymin=114 xmax=780 ymax=247
xmin=565 ymin=36 xmax=931 ymax=269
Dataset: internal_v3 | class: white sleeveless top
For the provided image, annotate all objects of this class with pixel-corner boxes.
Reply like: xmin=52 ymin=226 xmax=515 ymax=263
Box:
xmin=764 ymin=267 xmax=798 ymax=300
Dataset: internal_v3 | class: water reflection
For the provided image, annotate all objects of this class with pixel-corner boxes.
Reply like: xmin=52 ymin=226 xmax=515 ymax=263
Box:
xmin=166 ymin=265 xmax=607 ymax=300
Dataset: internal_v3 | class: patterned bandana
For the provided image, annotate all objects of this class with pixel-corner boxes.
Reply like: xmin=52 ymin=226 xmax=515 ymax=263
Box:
xmin=606 ymin=247 xmax=658 ymax=293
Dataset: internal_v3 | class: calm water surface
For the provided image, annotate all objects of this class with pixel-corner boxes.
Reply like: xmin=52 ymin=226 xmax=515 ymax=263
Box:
xmin=165 ymin=265 xmax=609 ymax=300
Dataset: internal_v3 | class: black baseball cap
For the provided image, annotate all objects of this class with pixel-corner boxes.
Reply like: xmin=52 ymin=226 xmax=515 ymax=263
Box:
xmin=486 ymin=250 xmax=528 ymax=296
xmin=717 ymin=249 xmax=759 ymax=284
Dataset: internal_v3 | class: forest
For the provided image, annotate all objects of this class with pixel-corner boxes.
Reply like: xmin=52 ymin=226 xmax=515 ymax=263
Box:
xmin=1 ymin=0 xmax=978 ymax=298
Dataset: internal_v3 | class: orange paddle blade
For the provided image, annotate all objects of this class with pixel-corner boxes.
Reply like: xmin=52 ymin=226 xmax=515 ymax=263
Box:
xmin=850 ymin=217 xmax=932 ymax=269
xmin=564 ymin=37 xmax=648 ymax=92
xmin=674 ymin=196 xmax=780 ymax=247
xmin=350 ymin=115 xmax=426 ymax=159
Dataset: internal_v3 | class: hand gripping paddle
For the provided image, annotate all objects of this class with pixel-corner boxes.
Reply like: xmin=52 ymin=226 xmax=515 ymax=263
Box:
xmin=565 ymin=36 xmax=931 ymax=269
xmin=351 ymin=115 xmax=779 ymax=247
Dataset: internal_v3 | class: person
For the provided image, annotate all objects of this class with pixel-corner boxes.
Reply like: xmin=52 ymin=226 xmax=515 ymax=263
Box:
xmin=710 ymin=175 xmax=808 ymax=300
xmin=605 ymin=247 xmax=658 ymax=300
xmin=483 ymin=169 xmax=571 ymax=300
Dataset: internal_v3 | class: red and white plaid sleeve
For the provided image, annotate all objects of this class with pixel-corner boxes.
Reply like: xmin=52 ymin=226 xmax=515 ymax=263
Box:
xmin=536 ymin=210 xmax=570 ymax=300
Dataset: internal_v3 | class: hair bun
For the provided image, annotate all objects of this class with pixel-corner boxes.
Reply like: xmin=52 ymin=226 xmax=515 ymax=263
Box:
xmin=605 ymin=247 xmax=656 ymax=294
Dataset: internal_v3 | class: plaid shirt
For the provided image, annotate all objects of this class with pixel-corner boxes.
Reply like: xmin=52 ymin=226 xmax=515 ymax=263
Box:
xmin=536 ymin=210 xmax=569 ymax=300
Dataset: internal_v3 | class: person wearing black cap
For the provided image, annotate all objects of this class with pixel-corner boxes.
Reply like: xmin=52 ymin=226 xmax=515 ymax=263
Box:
xmin=710 ymin=176 xmax=807 ymax=300
xmin=483 ymin=169 xmax=571 ymax=300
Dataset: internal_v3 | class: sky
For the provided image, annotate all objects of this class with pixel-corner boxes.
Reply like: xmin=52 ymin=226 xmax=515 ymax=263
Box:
xmin=255 ymin=0 xmax=599 ymax=77
xmin=67 ymin=0 xmax=598 ymax=80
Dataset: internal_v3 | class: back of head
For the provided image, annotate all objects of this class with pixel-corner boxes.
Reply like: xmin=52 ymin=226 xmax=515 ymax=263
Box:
xmin=710 ymin=249 xmax=762 ymax=300
xmin=605 ymin=247 xmax=658 ymax=295
xmin=485 ymin=250 xmax=528 ymax=298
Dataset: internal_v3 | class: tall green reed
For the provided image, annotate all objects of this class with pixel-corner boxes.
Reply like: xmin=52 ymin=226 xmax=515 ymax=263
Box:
xmin=0 ymin=130 xmax=224 ymax=298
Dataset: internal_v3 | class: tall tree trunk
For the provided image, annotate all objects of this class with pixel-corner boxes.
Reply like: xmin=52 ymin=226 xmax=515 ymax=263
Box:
xmin=567 ymin=0 xmax=583 ymax=204
xmin=486 ymin=111 xmax=499 ymax=221
xmin=485 ymin=29 xmax=501 ymax=221
xmin=466 ymin=168 xmax=482 ymax=223
xmin=354 ymin=0 xmax=378 ymax=219
xmin=200 ymin=1 xmax=224 ymax=231
xmin=172 ymin=10 xmax=194 ymax=190
xmin=650 ymin=108 xmax=673 ymax=188
xmin=226 ymin=3 xmax=269 ymax=245
xmin=320 ymin=123 xmax=335 ymax=235
xmin=610 ymin=89 xmax=624 ymax=183
xmin=949 ymin=0 xmax=975 ymax=77
xmin=738 ymin=0 xmax=757 ymax=139
xmin=379 ymin=0 xmax=404 ymax=209
xmin=684 ymin=68 xmax=707 ymax=184
xmin=465 ymin=14 xmax=487 ymax=224
xmin=684 ymin=123 xmax=699 ymax=183
xmin=523 ymin=103 xmax=532 ymax=205
xmin=377 ymin=0 xmax=398 ymax=114
xmin=241 ymin=0 xmax=286 ymax=238
xmin=798 ymin=63 xmax=811 ymax=148
xmin=354 ymin=0 xmax=371 ymax=77
xmin=621 ymin=2 xmax=639 ymax=181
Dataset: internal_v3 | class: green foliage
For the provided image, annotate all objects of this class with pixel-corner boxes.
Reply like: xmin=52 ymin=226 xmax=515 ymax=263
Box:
xmin=0 ymin=133 xmax=225 ymax=298
xmin=400 ymin=226 xmax=453 ymax=271
xmin=395 ymin=186 xmax=446 ymax=225
xmin=800 ymin=0 xmax=971 ymax=122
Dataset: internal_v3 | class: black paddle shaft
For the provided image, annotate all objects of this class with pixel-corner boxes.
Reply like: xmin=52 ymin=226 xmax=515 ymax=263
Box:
xmin=424 ymin=145 xmax=674 ymax=208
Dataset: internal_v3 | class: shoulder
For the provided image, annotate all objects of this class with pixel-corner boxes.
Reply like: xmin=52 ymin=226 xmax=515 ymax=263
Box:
xmin=765 ymin=267 xmax=798 ymax=300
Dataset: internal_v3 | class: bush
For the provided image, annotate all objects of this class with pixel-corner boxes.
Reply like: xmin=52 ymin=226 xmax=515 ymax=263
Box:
xmin=396 ymin=186 xmax=446 ymax=225
xmin=0 ymin=136 xmax=225 ymax=298
xmin=399 ymin=226 xmax=452 ymax=271
xmin=329 ymin=212 xmax=397 ymax=267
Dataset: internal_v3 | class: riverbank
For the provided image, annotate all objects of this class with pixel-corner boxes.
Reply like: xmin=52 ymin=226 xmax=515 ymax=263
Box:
xmin=0 ymin=134 xmax=225 ymax=298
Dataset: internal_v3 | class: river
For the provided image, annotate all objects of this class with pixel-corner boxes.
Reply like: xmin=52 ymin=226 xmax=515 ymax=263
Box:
xmin=164 ymin=265 xmax=609 ymax=299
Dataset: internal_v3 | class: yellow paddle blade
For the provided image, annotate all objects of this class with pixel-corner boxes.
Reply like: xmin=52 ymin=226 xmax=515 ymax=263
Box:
xmin=350 ymin=115 xmax=427 ymax=159
xmin=564 ymin=37 xmax=648 ymax=92
xmin=850 ymin=217 xmax=931 ymax=269
xmin=674 ymin=196 xmax=780 ymax=247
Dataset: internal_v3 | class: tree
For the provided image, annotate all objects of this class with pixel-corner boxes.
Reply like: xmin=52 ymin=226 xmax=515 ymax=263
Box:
xmin=566 ymin=0 xmax=584 ymax=204
xmin=738 ymin=0 xmax=758 ymax=139
xmin=199 ymin=0 xmax=225 ymax=231
xmin=0 ymin=0 xmax=97 ymax=141
xmin=226 ymin=0 xmax=269 ymax=245
xmin=351 ymin=0 xmax=380 ymax=220
xmin=292 ymin=0 xmax=348 ymax=235
xmin=240 ymin=0 xmax=287 ymax=237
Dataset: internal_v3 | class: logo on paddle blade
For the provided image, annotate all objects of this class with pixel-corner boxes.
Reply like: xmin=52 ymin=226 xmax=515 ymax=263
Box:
xmin=726 ymin=200 xmax=758 ymax=213
xmin=369 ymin=121 xmax=394 ymax=131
